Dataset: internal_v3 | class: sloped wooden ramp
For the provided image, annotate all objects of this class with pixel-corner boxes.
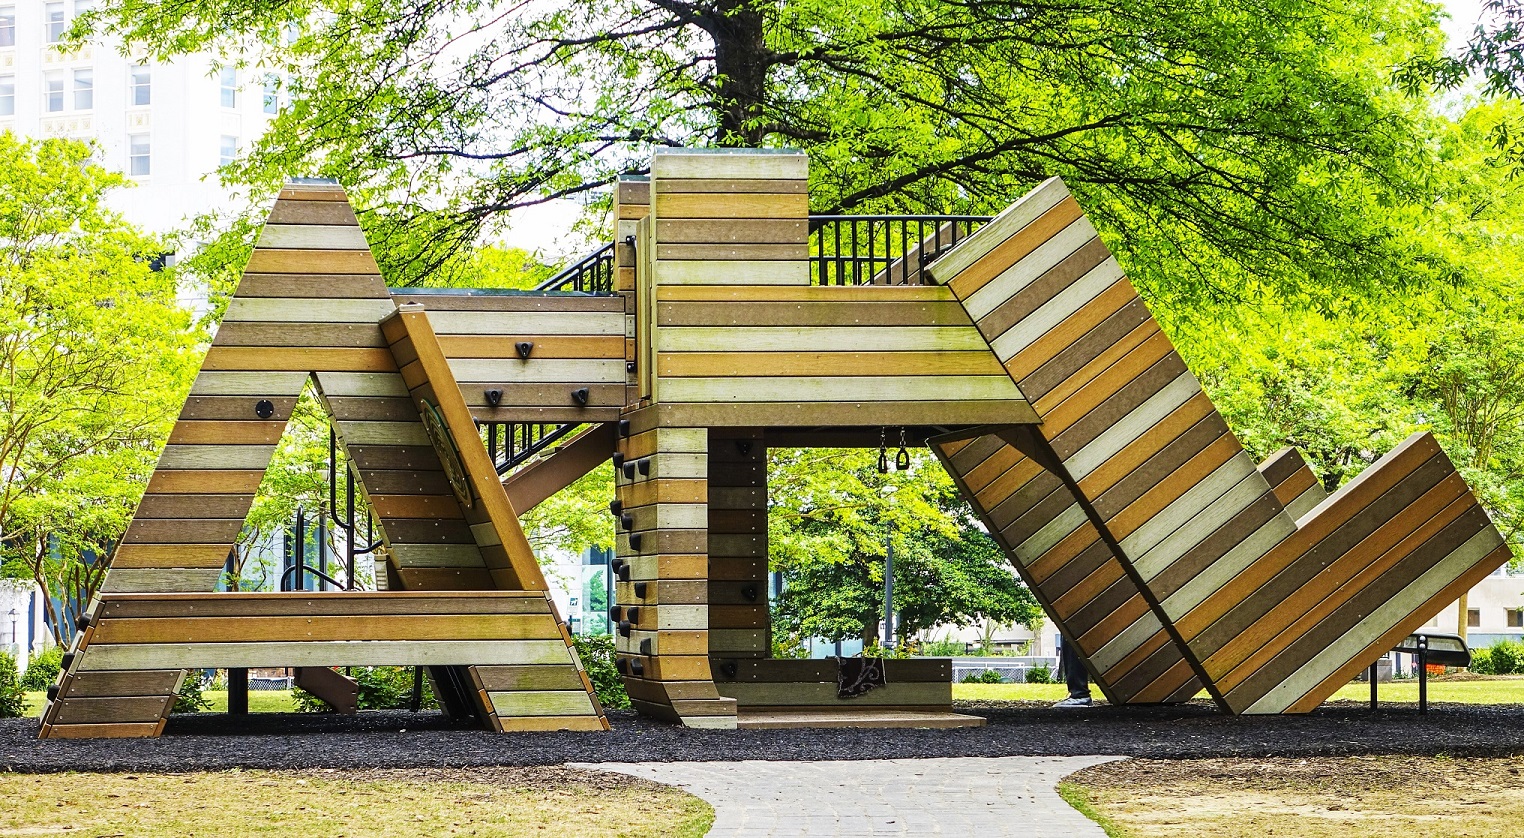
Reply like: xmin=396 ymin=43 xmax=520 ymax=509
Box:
xmin=925 ymin=178 xmax=1510 ymax=713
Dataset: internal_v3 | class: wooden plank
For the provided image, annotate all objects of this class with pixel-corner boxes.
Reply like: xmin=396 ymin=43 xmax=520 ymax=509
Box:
xmin=133 ymin=494 xmax=254 ymax=520
xmin=960 ymin=217 xmax=1100 ymax=322
xmin=647 ymin=400 xmax=1041 ymax=428
xmin=265 ymin=200 xmax=360 ymax=226
xmin=716 ymin=681 xmax=950 ymax=706
xmin=656 ymin=244 xmax=808 ymax=261
xmin=656 ymin=285 xmax=950 ymax=303
xmin=658 ymin=375 xmax=1023 ymax=403
xmin=422 ymin=310 xmax=626 ymax=336
xmin=651 ymin=151 xmax=808 ymax=180
xmin=42 ymin=722 xmax=163 ymax=739
xmin=100 ymin=568 xmax=223 ymax=593
xmin=234 ymin=274 xmax=386 ymax=299
xmin=91 ymin=613 xmax=559 ymax=644
xmin=656 ymin=301 xmax=974 ymax=328
xmin=976 ymin=235 xmax=1110 ymax=341
xmin=654 ymin=219 xmax=809 ymax=244
xmin=203 ymin=347 xmax=397 ymax=372
xmin=436 ymin=335 xmax=625 ymax=359
xmin=214 ymin=322 xmax=388 ymax=348
xmin=79 ymin=639 xmax=574 ymax=669
xmin=487 ymin=690 xmax=596 ymax=717
xmin=157 ymin=444 xmax=277 ymax=471
xmin=656 ymin=260 xmax=809 ymax=286
xmin=59 ymin=669 xmax=182 ymax=697
xmin=224 ymin=297 xmax=397 ymax=323
xmin=926 ymin=177 xmax=1069 ymax=285
xmin=395 ymin=295 xmax=625 ymax=313
xmin=99 ymin=591 xmax=548 ymax=618
xmin=167 ymin=421 xmax=285 ymax=445
xmin=113 ymin=544 xmax=233 ymax=569
xmin=190 ymin=370 xmax=310 ymax=396
xmin=51 ymin=696 xmax=174 ymax=725
xmin=475 ymin=665 xmax=588 ymax=692
xmin=446 ymin=358 xmax=625 ymax=383
xmin=145 ymin=470 xmax=265 ymax=494
xmin=242 ymin=249 xmax=383 ymax=275
xmin=257 ymin=224 xmax=370 ymax=250
xmin=656 ymin=325 xmax=993 ymax=353
xmin=122 ymin=519 xmax=245 ymax=546
xmin=654 ymin=178 xmax=809 ymax=195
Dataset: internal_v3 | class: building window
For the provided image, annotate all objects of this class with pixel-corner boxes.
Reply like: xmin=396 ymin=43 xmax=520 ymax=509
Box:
xmin=1509 ymin=610 xmax=1523 ymax=629
xmin=262 ymin=78 xmax=278 ymax=114
xmin=44 ymin=72 xmax=64 ymax=112
xmin=219 ymin=67 xmax=237 ymax=108
xmin=0 ymin=7 xmax=15 ymax=47
xmin=73 ymin=0 xmax=93 ymax=16
xmin=0 ymin=75 xmax=12 ymax=116
xmin=127 ymin=133 xmax=149 ymax=176
xmin=72 ymin=69 xmax=91 ymax=110
xmin=1469 ymin=608 xmax=1482 ymax=628
xmin=44 ymin=2 xmax=65 ymax=42
xmin=129 ymin=64 xmax=150 ymax=106
xmin=219 ymin=134 xmax=237 ymax=166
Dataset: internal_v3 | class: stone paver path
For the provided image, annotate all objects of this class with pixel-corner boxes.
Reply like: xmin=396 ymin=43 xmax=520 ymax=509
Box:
xmin=579 ymin=755 xmax=1122 ymax=837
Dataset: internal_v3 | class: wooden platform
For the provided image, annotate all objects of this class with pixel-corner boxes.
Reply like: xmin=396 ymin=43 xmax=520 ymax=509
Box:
xmin=736 ymin=708 xmax=986 ymax=730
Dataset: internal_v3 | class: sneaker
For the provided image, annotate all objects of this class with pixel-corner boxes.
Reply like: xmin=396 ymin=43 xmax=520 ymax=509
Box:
xmin=1052 ymin=696 xmax=1093 ymax=708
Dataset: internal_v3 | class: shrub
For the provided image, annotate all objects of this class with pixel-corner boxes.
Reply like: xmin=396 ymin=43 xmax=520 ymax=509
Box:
xmin=19 ymin=646 xmax=63 ymax=692
xmin=574 ymin=634 xmax=630 ymax=710
xmin=1025 ymin=664 xmax=1053 ymax=684
xmin=960 ymin=669 xmax=1005 ymax=684
xmin=1470 ymin=646 xmax=1495 ymax=675
xmin=921 ymin=638 xmax=969 ymax=657
xmin=0 ymin=652 xmax=26 ymax=718
xmin=1485 ymin=639 xmax=1524 ymax=675
xmin=293 ymin=666 xmax=438 ymax=712
xmin=172 ymin=671 xmax=211 ymax=713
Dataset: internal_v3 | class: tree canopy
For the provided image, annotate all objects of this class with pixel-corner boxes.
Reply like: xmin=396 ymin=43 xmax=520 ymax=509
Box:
xmin=0 ymin=133 xmax=200 ymax=641
xmin=86 ymin=0 xmax=1451 ymax=312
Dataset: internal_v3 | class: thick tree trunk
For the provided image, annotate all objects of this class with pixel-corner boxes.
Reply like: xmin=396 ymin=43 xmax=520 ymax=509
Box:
xmin=709 ymin=1 xmax=769 ymax=146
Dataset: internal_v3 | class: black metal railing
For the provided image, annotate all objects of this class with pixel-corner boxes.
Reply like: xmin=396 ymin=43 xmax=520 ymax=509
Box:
xmin=534 ymin=242 xmax=616 ymax=294
xmin=481 ymin=421 xmax=583 ymax=475
xmin=808 ymin=215 xmax=990 ymax=286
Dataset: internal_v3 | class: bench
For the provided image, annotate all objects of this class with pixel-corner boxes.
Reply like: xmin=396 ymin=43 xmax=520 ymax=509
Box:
xmin=1368 ymin=630 xmax=1469 ymax=715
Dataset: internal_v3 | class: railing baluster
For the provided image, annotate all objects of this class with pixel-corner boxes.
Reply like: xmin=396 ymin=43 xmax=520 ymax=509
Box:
xmin=806 ymin=214 xmax=990 ymax=287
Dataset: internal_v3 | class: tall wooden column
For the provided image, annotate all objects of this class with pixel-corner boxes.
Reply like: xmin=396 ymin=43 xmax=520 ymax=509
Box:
xmin=613 ymin=426 xmax=737 ymax=727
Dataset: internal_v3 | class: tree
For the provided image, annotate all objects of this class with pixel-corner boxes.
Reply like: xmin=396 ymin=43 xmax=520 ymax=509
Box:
xmin=84 ymin=0 xmax=1449 ymax=311
xmin=0 ymin=133 xmax=201 ymax=643
xmin=768 ymin=448 xmax=1042 ymax=646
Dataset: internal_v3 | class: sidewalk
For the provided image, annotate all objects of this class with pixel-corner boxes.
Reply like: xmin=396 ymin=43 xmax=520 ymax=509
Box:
xmin=581 ymin=755 xmax=1122 ymax=837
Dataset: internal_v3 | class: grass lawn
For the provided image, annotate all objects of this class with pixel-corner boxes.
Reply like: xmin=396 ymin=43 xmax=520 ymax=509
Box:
xmin=23 ymin=689 xmax=299 ymax=717
xmin=0 ymin=767 xmax=713 ymax=837
xmin=1061 ymin=755 xmax=1524 ymax=837
xmin=952 ymin=675 xmax=1524 ymax=706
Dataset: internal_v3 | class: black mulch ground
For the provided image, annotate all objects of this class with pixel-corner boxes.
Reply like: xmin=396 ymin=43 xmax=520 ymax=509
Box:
xmin=6 ymin=700 xmax=1524 ymax=773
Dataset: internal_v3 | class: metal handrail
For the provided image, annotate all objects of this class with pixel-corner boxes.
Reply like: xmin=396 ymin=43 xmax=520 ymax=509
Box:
xmin=481 ymin=421 xmax=584 ymax=475
xmin=534 ymin=242 xmax=616 ymax=294
xmin=808 ymin=214 xmax=991 ymax=286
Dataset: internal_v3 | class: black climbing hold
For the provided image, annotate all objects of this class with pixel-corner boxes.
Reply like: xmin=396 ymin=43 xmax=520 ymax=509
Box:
xmin=618 ymin=620 xmax=632 ymax=638
xmin=622 ymin=461 xmax=636 ymax=479
xmin=740 ymin=583 xmax=759 ymax=602
xmin=720 ymin=661 xmax=738 ymax=679
xmin=617 ymin=419 xmax=631 ymax=437
xmin=516 ymin=341 xmax=534 ymax=360
xmin=630 ymin=659 xmax=644 ymax=676
xmin=77 ymin=614 xmax=91 ymax=629
xmin=46 ymin=685 xmax=59 ymax=701
xmin=255 ymin=399 xmax=275 ymax=419
xmin=628 ymin=532 xmax=643 ymax=551
xmin=612 ymin=452 xmax=625 ymax=469
xmin=637 ymin=457 xmax=651 ymax=476
xmin=620 ymin=512 xmax=634 ymax=531
xmin=571 ymin=387 xmax=590 ymax=406
xmin=484 ymin=389 xmax=503 ymax=407
xmin=609 ymin=499 xmax=623 ymax=516
xmin=61 ymin=653 xmax=74 ymax=670
xmin=633 ymin=581 xmax=647 ymax=598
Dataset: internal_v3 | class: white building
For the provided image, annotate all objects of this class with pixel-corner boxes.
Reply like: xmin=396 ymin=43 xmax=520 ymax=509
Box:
xmin=0 ymin=1 xmax=277 ymax=232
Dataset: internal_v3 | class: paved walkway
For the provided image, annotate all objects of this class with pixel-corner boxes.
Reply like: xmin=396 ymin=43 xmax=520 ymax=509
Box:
xmin=580 ymin=755 xmax=1123 ymax=837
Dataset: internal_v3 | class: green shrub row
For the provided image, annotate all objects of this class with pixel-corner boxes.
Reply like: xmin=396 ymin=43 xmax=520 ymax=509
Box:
xmin=1469 ymin=639 xmax=1524 ymax=675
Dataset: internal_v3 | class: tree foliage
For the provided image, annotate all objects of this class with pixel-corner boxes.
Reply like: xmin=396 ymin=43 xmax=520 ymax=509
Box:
xmin=0 ymin=133 xmax=200 ymax=642
xmin=769 ymin=448 xmax=1042 ymax=646
xmin=82 ymin=0 xmax=1450 ymax=312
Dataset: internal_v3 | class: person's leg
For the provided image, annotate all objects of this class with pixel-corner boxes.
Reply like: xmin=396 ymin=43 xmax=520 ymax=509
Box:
xmin=1054 ymin=638 xmax=1092 ymax=707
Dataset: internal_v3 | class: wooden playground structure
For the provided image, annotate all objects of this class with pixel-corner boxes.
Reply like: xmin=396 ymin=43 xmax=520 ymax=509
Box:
xmin=38 ymin=148 xmax=1510 ymax=738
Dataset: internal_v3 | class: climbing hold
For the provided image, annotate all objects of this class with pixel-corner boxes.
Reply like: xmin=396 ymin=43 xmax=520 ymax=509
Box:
xmin=515 ymin=341 xmax=533 ymax=360
xmin=484 ymin=389 xmax=503 ymax=407
xmin=571 ymin=387 xmax=590 ymax=406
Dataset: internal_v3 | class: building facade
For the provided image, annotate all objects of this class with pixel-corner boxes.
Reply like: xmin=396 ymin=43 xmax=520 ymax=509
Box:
xmin=0 ymin=1 xmax=276 ymax=231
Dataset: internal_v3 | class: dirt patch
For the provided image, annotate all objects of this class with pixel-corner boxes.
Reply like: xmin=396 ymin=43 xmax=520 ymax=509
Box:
xmin=1065 ymin=755 xmax=1524 ymax=837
